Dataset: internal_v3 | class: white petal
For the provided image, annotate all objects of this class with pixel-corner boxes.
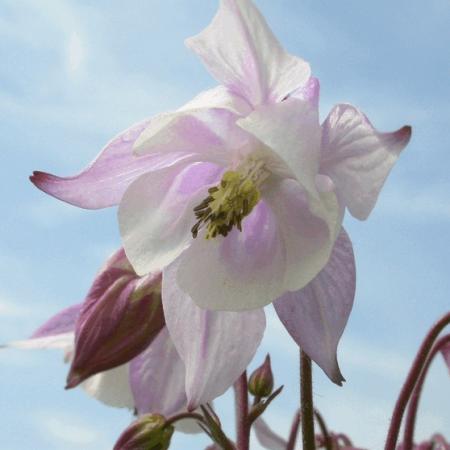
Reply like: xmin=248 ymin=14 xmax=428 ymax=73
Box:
xmin=321 ymin=104 xmax=411 ymax=220
xmin=163 ymin=262 xmax=266 ymax=409
xmin=82 ymin=364 xmax=134 ymax=409
xmin=264 ymin=178 xmax=342 ymax=293
xmin=238 ymin=98 xmax=321 ymax=198
xmin=119 ymin=161 xmax=222 ymax=275
xmin=186 ymin=0 xmax=310 ymax=105
xmin=129 ymin=328 xmax=187 ymax=417
xmin=176 ymin=201 xmax=286 ymax=311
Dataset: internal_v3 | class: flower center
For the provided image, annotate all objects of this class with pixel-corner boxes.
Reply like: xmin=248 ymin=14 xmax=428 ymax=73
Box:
xmin=191 ymin=159 xmax=269 ymax=239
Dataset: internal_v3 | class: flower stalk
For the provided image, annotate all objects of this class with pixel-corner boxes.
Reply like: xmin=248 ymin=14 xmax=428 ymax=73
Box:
xmin=286 ymin=410 xmax=301 ymax=450
xmin=300 ymin=350 xmax=316 ymax=450
xmin=385 ymin=312 xmax=450 ymax=450
xmin=402 ymin=333 xmax=450 ymax=449
xmin=234 ymin=372 xmax=250 ymax=450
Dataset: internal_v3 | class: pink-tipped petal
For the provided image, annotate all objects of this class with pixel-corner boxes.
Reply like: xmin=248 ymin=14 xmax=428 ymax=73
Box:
xmin=31 ymin=303 xmax=82 ymax=338
xmin=30 ymin=119 xmax=189 ymax=209
xmin=254 ymin=418 xmax=288 ymax=450
xmin=321 ymin=104 xmax=412 ymax=220
xmin=130 ymin=328 xmax=187 ymax=417
xmin=119 ymin=161 xmax=223 ymax=275
xmin=134 ymin=86 xmax=250 ymax=156
xmin=186 ymin=0 xmax=310 ymax=106
xmin=162 ymin=261 xmax=266 ymax=409
xmin=176 ymin=201 xmax=286 ymax=311
xmin=288 ymin=76 xmax=320 ymax=107
xmin=274 ymin=229 xmax=355 ymax=385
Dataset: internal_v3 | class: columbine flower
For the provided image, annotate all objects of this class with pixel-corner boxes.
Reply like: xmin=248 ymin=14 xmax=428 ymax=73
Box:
xmin=30 ymin=0 xmax=411 ymax=388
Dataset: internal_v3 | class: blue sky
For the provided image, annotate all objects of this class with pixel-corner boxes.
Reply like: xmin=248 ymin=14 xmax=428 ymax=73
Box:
xmin=0 ymin=0 xmax=449 ymax=449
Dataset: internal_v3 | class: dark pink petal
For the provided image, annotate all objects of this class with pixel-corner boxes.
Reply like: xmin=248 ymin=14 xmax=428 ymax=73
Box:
xmin=321 ymin=104 xmax=412 ymax=220
xmin=119 ymin=161 xmax=223 ymax=275
xmin=67 ymin=265 xmax=165 ymax=387
xmin=162 ymin=260 xmax=266 ymax=409
xmin=254 ymin=418 xmax=287 ymax=450
xmin=130 ymin=328 xmax=187 ymax=417
xmin=186 ymin=0 xmax=310 ymax=105
xmin=31 ymin=303 xmax=81 ymax=338
xmin=175 ymin=201 xmax=286 ymax=311
xmin=30 ymin=119 xmax=189 ymax=209
xmin=274 ymin=229 xmax=355 ymax=385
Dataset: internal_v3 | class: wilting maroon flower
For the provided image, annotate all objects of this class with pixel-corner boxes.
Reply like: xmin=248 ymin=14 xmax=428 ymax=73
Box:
xmin=66 ymin=249 xmax=165 ymax=388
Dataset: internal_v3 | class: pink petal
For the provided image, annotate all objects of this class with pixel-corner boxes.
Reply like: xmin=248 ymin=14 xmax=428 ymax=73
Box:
xmin=175 ymin=201 xmax=287 ymax=311
xmin=31 ymin=303 xmax=82 ymax=338
xmin=274 ymin=229 xmax=355 ymax=385
xmin=129 ymin=328 xmax=187 ymax=417
xmin=237 ymin=97 xmax=321 ymax=197
xmin=254 ymin=418 xmax=288 ymax=450
xmin=30 ymin=119 xmax=189 ymax=209
xmin=134 ymin=86 xmax=250 ymax=157
xmin=264 ymin=178 xmax=342 ymax=294
xmin=162 ymin=260 xmax=266 ymax=409
xmin=321 ymin=104 xmax=412 ymax=220
xmin=186 ymin=0 xmax=310 ymax=106
xmin=119 ymin=161 xmax=223 ymax=275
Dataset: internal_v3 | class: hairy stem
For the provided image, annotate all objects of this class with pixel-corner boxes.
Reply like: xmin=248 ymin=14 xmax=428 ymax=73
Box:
xmin=234 ymin=371 xmax=250 ymax=450
xmin=300 ymin=350 xmax=315 ymax=450
xmin=403 ymin=334 xmax=450 ymax=449
xmin=384 ymin=312 xmax=450 ymax=450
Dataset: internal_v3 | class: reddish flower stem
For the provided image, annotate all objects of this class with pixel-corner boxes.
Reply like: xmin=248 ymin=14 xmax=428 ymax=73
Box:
xmin=300 ymin=350 xmax=316 ymax=450
xmin=286 ymin=410 xmax=301 ymax=450
xmin=314 ymin=409 xmax=333 ymax=450
xmin=403 ymin=334 xmax=450 ymax=449
xmin=234 ymin=371 xmax=250 ymax=450
xmin=384 ymin=312 xmax=450 ymax=450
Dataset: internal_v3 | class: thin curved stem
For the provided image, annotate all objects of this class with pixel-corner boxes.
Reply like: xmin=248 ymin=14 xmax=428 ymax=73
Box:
xmin=384 ymin=312 xmax=450 ymax=450
xmin=234 ymin=371 xmax=250 ymax=450
xmin=166 ymin=411 xmax=207 ymax=427
xmin=403 ymin=334 xmax=450 ymax=449
xmin=300 ymin=350 xmax=316 ymax=450
xmin=314 ymin=410 xmax=332 ymax=450
xmin=286 ymin=410 xmax=301 ymax=450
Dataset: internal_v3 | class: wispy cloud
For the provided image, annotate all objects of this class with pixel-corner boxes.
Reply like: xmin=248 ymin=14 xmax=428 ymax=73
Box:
xmin=34 ymin=410 xmax=106 ymax=448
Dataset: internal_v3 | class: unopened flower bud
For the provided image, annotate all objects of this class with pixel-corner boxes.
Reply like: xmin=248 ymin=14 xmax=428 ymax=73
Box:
xmin=248 ymin=354 xmax=274 ymax=398
xmin=66 ymin=249 xmax=165 ymax=388
xmin=113 ymin=414 xmax=174 ymax=450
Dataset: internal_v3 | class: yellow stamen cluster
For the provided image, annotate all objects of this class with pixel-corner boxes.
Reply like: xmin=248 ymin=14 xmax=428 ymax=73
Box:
xmin=191 ymin=171 xmax=261 ymax=239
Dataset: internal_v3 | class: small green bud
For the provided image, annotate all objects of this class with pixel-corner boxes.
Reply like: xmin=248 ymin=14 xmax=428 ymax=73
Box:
xmin=248 ymin=354 xmax=274 ymax=398
xmin=113 ymin=414 xmax=174 ymax=450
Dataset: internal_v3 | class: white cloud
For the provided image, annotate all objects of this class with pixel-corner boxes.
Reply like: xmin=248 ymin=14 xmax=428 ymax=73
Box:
xmin=0 ymin=296 xmax=31 ymax=318
xmin=67 ymin=31 xmax=85 ymax=77
xmin=35 ymin=411 xmax=103 ymax=447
